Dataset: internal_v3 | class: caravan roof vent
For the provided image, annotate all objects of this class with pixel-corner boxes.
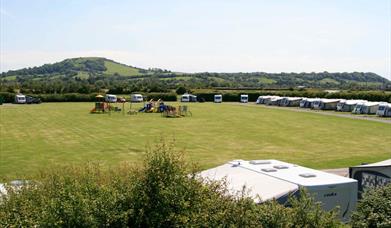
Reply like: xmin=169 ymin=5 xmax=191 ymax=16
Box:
xmin=299 ymin=173 xmax=316 ymax=178
xmin=261 ymin=168 xmax=277 ymax=172
xmin=273 ymin=165 xmax=289 ymax=169
xmin=249 ymin=160 xmax=271 ymax=165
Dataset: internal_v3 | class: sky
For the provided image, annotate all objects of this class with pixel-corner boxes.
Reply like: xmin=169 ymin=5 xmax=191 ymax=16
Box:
xmin=1 ymin=0 xmax=390 ymax=79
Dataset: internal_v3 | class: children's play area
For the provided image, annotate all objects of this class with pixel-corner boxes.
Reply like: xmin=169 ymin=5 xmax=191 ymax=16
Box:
xmin=90 ymin=94 xmax=191 ymax=118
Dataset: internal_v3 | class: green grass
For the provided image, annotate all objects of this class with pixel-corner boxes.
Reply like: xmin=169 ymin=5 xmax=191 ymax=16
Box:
xmin=320 ymin=78 xmax=340 ymax=85
xmin=1 ymin=102 xmax=390 ymax=180
xmin=258 ymin=77 xmax=277 ymax=84
xmin=104 ymin=60 xmax=141 ymax=76
xmin=75 ymin=71 xmax=90 ymax=79
xmin=2 ymin=75 xmax=17 ymax=81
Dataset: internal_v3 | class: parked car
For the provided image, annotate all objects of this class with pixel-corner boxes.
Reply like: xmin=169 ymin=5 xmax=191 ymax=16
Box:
xmin=26 ymin=96 xmax=42 ymax=104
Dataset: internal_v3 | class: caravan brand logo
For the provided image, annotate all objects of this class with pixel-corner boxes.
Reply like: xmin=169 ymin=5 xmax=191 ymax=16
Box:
xmin=323 ymin=192 xmax=337 ymax=197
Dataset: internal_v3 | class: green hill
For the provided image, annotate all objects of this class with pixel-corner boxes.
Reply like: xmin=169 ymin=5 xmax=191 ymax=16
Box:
xmin=1 ymin=57 xmax=390 ymax=93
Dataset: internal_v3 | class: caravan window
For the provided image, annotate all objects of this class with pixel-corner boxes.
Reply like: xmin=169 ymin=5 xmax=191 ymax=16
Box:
xmin=378 ymin=106 xmax=385 ymax=111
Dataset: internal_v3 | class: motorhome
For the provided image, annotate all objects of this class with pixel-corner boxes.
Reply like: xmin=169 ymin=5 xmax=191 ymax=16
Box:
xmin=105 ymin=94 xmax=117 ymax=103
xmin=14 ymin=94 xmax=26 ymax=104
xmin=130 ymin=94 xmax=143 ymax=102
xmin=181 ymin=94 xmax=197 ymax=102
xmin=200 ymin=159 xmax=357 ymax=222
xmin=376 ymin=103 xmax=391 ymax=117
xmin=214 ymin=94 xmax=222 ymax=103
xmin=280 ymin=97 xmax=302 ymax=107
xmin=349 ymin=159 xmax=391 ymax=198
xmin=240 ymin=94 xmax=248 ymax=103
xmin=26 ymin=96 xmax=41 ymax=104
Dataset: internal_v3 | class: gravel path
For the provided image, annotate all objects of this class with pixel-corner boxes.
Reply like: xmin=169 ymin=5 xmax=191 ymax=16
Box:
xmin=231 ymin=103 xmax=391 ymax=124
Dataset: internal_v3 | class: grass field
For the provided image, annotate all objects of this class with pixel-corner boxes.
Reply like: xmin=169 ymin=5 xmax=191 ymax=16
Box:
xmin=0 ymin=102 xmax=390 ymax=180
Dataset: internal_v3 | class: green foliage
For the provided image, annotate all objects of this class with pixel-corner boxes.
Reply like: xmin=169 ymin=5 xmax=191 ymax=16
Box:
xmin=1 ymin=57 xmax=390 ymax=93
xmin=175 ymin=86 xmax=187 ymax=95
xmin=351 ymin=184 xmax=391 ymax=228
xmin=0 ymin=141 xmax=341 ymax=227
xmin=145 ymin=93 xmax=177 ymax=101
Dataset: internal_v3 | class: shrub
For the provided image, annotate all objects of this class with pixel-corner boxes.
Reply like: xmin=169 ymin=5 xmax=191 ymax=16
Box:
xmin=351 ymin=184 xmax=391 ymax=228
xmin=0 ymin=140 xmax=341 ymax=227
xmin=145 ymin=93 xmax=177 ymax=101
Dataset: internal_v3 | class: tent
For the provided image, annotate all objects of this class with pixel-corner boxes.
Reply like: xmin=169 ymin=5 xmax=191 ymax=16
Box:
xmin=349 ymin=159 xmax=391 ymax=198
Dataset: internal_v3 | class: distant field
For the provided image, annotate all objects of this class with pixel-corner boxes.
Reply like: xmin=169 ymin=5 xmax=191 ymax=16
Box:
xmin=0 ymin=102 xmax=390 ymax=180
xmin=104 ymin=60 xmax=141 ymax=76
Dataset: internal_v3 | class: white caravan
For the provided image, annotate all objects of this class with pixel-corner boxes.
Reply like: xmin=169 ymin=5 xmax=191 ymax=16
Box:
xmin=280 ymin=97 xmax=302 ymax=107
xmin=130 ymin=94 xmax=143 ymax=102
xmin=214 ymin=94 xmax=222 ymax=103
xmin=349 ymin=159 xmax=391 ymax=198
xmin=257 ymin=95 xmax=278 ymax=104
xmin=14 ymin=94 xmax=26 ymax=104
xmin=337 ymin=100 xmax=366 ymax=112
xmin=376 ymin=103 xmax=391 ymax=117
xmin=105 ymin=94 xmax=117 ymax=103
xmin=199 ymin=160 xmax=299 ymax=203
xmin=181 ymin=93 xmax=197 ymax=102
xmin=200 ymin=159 xmax=357 ymax=222
xmin=319 ymin=99 xmax=340 ymax=110
xmin=240 ymin=94 xmax=248 ymax=103
xmin=360 ymin=102 xmax=380 ymax=114
xmin=267 ymin=96 xmax=284 ymax=106
xmin=352 ymin=102 xmax=366 ymax=114
xmin=311 ymin=99 xmax=324 ymax=109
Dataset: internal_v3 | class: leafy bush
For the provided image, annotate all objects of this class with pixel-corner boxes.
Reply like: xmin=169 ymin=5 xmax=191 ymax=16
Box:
xmin=0 ymin=92 xmax=15 ymax=103
xmin=145 ymin=93 xmax=177 ymax=101
xmin=351 ymin=184 xmax=391 ymax=228
xmin=0 ymin=141 xmax=341 ymax=227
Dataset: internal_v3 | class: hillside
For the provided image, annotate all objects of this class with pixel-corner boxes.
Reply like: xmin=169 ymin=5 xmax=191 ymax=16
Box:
xmin=1 ymin=57 xmax=390 ymax=93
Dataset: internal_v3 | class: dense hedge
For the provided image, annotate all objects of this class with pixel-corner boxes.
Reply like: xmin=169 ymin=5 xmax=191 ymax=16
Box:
xmin=194 ymin=90 xmax=391 ymax=102
xmin=351 ymin=184 xmax=391 ymax=227
xmin=0 ymin=141 xmax=341 ymax=227
xmin=0 ymin=92 xmax=178 ymax=103
xmin=145 ymin=93 xmax=177 ymax=101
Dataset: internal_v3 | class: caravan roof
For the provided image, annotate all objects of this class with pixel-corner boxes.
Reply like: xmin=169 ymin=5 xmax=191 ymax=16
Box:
xmin=321 ymin=99 xmax=340 ymax=103
xmin=198 ymin=161 xmax=299 ymax=202
xmin=286 ymin=97 xmax=302 ymax=101
xmin=239 ymin=160 xmax=356 ymax=187
xmin=345 ymin=100 xmax=366 ymax=105
xmin=363 ymin=101 xmax=380 ymax=107
xmin=353 ymin=159 xmax=391 ymax=167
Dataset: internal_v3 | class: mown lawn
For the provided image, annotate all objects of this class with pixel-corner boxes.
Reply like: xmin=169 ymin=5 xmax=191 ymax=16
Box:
xmin=0 ymin=102 xmax=390 ymax=180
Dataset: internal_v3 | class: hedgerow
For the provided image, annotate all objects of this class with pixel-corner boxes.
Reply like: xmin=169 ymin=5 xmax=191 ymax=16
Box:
xmin=351 ymin=184 xmax=391 ymax=228
xmin=0 ymin=141 xmax=342 ymax=227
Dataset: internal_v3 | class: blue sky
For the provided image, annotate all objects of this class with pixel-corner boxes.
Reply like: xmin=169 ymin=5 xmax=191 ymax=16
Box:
xmin=1 ymin=0 xmax=390 ymax=79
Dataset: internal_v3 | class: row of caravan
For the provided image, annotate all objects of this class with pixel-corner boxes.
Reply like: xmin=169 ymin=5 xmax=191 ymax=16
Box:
xmin=256 ymin=95 xmax=391 ymax=117
xmin=180 ymin=94 xmax=249 ymax=103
